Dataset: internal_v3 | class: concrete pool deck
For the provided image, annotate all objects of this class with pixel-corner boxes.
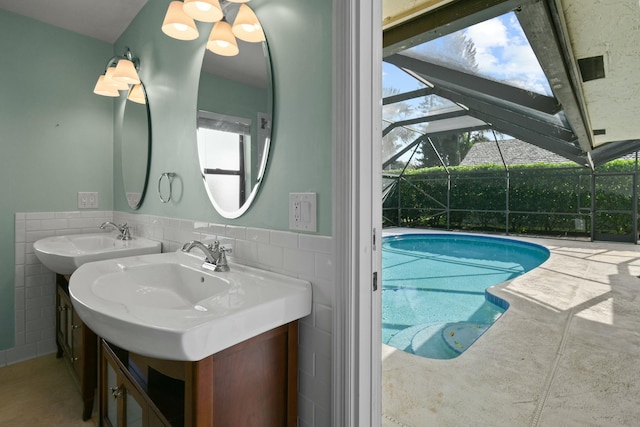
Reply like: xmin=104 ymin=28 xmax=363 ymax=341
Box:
xmin=382 ymin=231 xmax=640 ymax=426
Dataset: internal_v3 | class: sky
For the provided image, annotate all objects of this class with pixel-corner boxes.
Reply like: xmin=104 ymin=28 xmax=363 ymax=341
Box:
xmin=383 ymin=12 xmax=551 ymax=97
xmin=382 ymin=12 xmax=552 ymax=165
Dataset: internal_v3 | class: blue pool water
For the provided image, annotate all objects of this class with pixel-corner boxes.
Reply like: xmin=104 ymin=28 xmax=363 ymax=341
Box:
xmin=382 ymin=233 xmax=549 ymax=359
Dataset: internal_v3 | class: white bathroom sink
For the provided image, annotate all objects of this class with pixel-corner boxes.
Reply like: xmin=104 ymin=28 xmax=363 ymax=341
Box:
xmin=34 ymin=233 xmax=162 ymax=275
xmin=69 ymin=251 xmax=312 ymax=361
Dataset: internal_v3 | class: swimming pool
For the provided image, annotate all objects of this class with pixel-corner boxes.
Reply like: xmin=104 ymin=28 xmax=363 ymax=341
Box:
xmin=382 ymin=233 xmax=549 ymax=359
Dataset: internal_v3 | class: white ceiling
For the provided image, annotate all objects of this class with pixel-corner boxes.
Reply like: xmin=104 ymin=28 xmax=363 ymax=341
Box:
xmin=0 ymin=0 xmax=148 ymax=43
xmin=560 ymin=0 xmax=640 ymax=147
xmin=382 ymin=0 xmax=454 ymax=30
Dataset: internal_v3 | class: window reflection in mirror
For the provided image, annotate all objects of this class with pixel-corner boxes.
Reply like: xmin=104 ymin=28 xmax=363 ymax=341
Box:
xmin=196 ymin=4 xmax=273 ymax=219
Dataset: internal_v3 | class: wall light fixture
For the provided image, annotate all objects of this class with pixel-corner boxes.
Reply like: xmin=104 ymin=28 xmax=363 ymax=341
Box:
xmin=93 ymin=48 xmax=143 ymax=103
xmin=162 ymin=0 xmax=265 ymax=57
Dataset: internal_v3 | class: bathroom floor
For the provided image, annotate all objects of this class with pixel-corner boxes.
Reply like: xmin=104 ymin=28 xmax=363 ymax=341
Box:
xmin=0 ymin=354 xmax=96 ymax=426
xmin=382 ymin=233 xmax=640 ymax=426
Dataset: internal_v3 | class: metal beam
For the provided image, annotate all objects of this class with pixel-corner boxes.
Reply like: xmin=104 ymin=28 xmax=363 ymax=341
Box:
xmin=383 ymin=0 xmax=535 ymax=57
xmin=428 ymin=75 xmax=577 ymax=142
xmin=383 ymin=109 xmax=469 ymax=137
xmin=399 ymin=66 xmax=579 ymax=144
xmin=383 ymin=87 xmax=434 ymax=105
xmin=401 ymin=71 xmax=587 ymax=163
xmin=385 ymin=54 xmax=561 ymax=115
xmin=590 ymin=140 xmax=640 ymax=166
xmin=516 ymin=0 xmax=594 ymax=153
xmin=383 ymin=134 xmax=428 ymax=169
xmin=383 ymin=125 xmax=491 ymax=169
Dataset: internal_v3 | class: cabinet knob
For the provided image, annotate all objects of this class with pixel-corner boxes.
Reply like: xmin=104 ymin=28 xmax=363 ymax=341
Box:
xmin=110 ymin=386 xmax=122 ymax=400
xmin=70 ymin=356 xmax=79 ymax=363
xmin=58 ymin=306 xmax=67 ymax=312
xmin=71 ymin=324 xmax=81 ymax=330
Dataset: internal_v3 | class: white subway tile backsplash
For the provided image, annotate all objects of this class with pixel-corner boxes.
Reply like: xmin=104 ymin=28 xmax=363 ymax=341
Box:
xmin=270 ymin=230 xmax=299 ymax=248
xmin=37 ymin=339 xmax=57 ymax=356
xmin=14 ymin=310 xmax=25 ymax=334
xmin=299 ymin=234 xmax=332 ymax=254
xmin=299 ymin=345 xmax=316 ymax=377
xmin=314 ymin=252 xmax=334 ymax=281
xmin=314 ymin=303 xmax=332 ymax=334
xmin=12 ymin=211 xmax=335 ymax=427
xmin=284 ymin=248 xmax=316 ymax=277
xmin=25 ymin=230 xmax=55 ymax=243
xmin=15 ymin=221 xmax=25 ymax=243
xmin=7 ymin=343 xmax=37 ymax=365
xmin=225 ymin=225 xmax=246 ymax=240
xmin=25 ymin=212 xmax=54 ymax=220
xmin=14 ymin=331 xmax=25 ymax=347
xmin=257 ymin=242 xmax=284 ymax=269
xmin=67 ymin=217 xmax=100 ymax=229
xmin=302 ymin=277 xmax=334 ymax=307
xmin=299 ymin=371 xmax=331 ymax=420
xmin=208 ymin=223 xmax=226 ymax=236
xmin=246 ymin=227 xmax=270 ymax=243
xmin=26 ymin=220 xmax=41 ymax=231
xmin=41 ymin=219 xmax=69 ymax=230
xmin=234 ymin=239 xmax=258 ymax=264
xmin=15 ymin=243 xmax=25 ymax=265
xmin=298 ymin=395 xmax=315 ymax=427
xmin=299 ymin=322 xmax=331 ymax=359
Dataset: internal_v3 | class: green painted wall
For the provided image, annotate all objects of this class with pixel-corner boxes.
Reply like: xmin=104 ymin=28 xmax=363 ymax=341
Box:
xmin=0 ymin=10 xmax=115 ymax=350
xmin=113 ymin=0 xmax=333 ymax=234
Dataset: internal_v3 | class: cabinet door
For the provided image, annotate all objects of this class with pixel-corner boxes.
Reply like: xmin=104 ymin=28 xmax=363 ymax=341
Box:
xmin=71 ymin=309 xmax=83 ymax=378
xmin=124 ymin=380 xmax=145 ymax=427
xmin=56 ymin=287 xmax=71 ymax=354
xmin=104 ymin=357 xmax=119 ymax=427
xmin=100 ymin=342 xmax=169 ymax=427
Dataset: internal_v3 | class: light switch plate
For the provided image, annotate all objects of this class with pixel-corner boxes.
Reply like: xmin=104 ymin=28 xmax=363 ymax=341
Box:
xmin=78 ymin=192 xmax=98 ymax=209
xmin=289 ymin=192 xmax=317 ymax=232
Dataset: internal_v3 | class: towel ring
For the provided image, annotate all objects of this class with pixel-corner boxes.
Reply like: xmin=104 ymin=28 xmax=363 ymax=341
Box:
xmin=158 ymin=172 xmax=175 ymax=203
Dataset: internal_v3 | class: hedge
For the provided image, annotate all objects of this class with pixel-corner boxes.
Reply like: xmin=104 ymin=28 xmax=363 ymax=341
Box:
xmin=383 ymin=159 xmax=638 ymax=237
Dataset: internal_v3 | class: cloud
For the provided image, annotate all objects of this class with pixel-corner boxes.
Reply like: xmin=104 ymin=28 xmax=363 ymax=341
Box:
xmin=464 ymin=14 xmax=550 ymax=94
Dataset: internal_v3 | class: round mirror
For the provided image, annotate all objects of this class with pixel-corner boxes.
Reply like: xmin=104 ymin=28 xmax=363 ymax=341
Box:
xmin=121 ymin=83 xmax=151 ymax=209
xmin=196 ymin=6 xmax=273 ymax=218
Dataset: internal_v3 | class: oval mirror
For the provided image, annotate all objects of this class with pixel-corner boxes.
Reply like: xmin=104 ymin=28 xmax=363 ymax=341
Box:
xmin=196 ymin=5 xmax=273 ymax=219
xmin=121 ymin=83 xmax=151 ymax=209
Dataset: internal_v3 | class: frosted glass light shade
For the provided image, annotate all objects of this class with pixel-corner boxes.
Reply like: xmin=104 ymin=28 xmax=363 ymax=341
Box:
xmin=162 ymin=1 xmax=199 ymax=40
xmin=128 ymin=84 xmax=146 ymax=104
xmin=207 ymin=21 xmax=239 ymax=56
xmin=232 ymin=4 xmax=265 ymax=42
xmin=183 ymin=0 xmax=223 ymax=22
xmin=112 ymin=59 xmax=141 ymax=85
xmin=93 ymin=75 xmax=120 ymax=97
xmin=104 ymin=67 xmax=129 ymax=91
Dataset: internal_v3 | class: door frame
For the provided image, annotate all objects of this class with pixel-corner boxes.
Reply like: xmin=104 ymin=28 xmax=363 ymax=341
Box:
xmin=332 ymin=0 xmax=383 ymax=425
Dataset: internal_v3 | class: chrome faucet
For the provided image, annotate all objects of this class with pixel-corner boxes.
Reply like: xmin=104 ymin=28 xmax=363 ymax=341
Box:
xmin=181 ymin=240 xmax=231 ymax=272
xmin=100 ymin=221 xmax=132 ymax=240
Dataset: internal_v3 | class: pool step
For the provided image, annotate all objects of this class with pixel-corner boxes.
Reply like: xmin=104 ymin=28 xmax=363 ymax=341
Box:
xmin=387 ymin=322 xmax=491 ymax=359
xmin=441 ymin=322 xmax=491 ymax=354
xmin=388 ymin=323 xmax=458 ymax=359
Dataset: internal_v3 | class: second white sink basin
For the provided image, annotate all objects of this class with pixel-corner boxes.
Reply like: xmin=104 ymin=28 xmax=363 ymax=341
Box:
xmin=69 ymin=251 xmax=312 ymax=361
xmin=34 ymin=233 xmax=162 ymax=275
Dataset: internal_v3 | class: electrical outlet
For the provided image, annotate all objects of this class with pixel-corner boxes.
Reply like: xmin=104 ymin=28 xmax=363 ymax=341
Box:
xmin=78 ymin=192 xmax=99 ymax=209
xmin=289 ymin=192 xmax=316 ymax=232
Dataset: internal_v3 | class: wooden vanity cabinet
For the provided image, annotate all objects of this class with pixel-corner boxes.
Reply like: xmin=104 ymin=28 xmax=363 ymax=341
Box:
xmin=101 ymin=342 xmax=169 ymax=427
xmin=56 ymin=274 xmax=97 ymax=421
xmin=99 ymin=321 xmax=299 ymax=427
